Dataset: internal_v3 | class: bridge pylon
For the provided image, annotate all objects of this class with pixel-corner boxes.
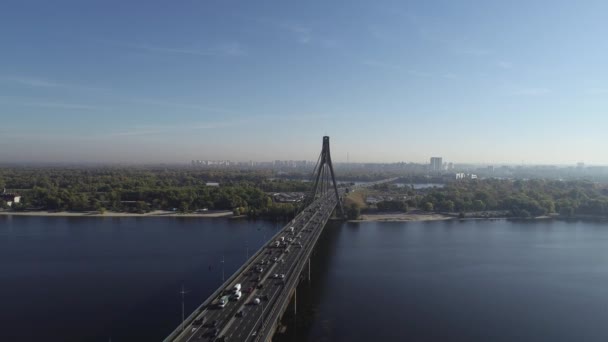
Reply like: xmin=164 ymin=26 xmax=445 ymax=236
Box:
xmin=310 ymin=136 xmax=345 ymax=218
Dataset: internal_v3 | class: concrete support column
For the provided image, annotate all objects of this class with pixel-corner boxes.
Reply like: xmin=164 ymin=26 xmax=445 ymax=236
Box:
xmin=308 ymin=258 xmax=311 ymax=282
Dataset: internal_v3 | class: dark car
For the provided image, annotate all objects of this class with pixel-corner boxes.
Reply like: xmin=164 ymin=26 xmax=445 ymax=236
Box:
xmin=193 ymin=317 xmax=206 ymax=326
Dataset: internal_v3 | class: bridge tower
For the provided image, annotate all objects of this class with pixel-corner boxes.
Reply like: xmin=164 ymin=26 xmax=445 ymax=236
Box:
xmin=310 ymin=136 xmax=345 ymax=217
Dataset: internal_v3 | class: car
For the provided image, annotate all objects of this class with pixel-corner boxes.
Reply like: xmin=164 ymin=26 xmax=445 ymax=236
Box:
xmin=253 ymin=298 xmax=261 ymax=305
xmin=193 ymin=317 xmax=206 ymax=326
xmin=273 ymin=273 xmax=279 ymax=279
xmin=257 ymin=283 xmax=264 ymax=289
xmin=279 ymin=274 xmax=285 ymax=279
xmin=262 ymin=294 xmax=269 ymax=301
xmin=273 ymin=257 xmax=278 ymax=262
xmin=207 ymin=320 xmax=218 ymax=328
xmin=235 ymin=310 xmax=244 ymax=317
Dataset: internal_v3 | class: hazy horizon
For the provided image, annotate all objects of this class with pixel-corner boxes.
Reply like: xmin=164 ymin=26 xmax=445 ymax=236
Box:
xmin=2 ymin=1 xmax=608 ymax=164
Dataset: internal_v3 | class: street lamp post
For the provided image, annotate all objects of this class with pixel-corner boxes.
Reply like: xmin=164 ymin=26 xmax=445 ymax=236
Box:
xmin=221 ymin=254 xmax=225 ymax=283
xmin=179 ymin=284 xmax=188 ymax=331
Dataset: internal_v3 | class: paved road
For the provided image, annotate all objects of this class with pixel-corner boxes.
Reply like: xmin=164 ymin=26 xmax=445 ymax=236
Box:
xmin=171 ymin=193 xmax=338 ymax=342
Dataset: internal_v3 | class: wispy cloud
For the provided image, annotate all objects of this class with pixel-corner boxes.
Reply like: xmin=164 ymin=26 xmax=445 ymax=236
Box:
xmin=453 ymin=47 xmax=492 ymax=56
xmin=586 ymin=88 xmax=608 ymax=95
xmin=376 ymin=10 xmax=492 ymax=57
xmin=110 ymin=119 xmax=250 ymax=137
xmin=495 ymin=61 xmax=513 ymax=69
xmin=129 ymin=99 xmax=238 ymax=114
xmin=0 ymin=76 xmax=105 ymax=91
xmin=362 ymin=60 xmax=454 ymax=79
xmin=510 ymin=87 xmax=551 ymax=96
xmin=125 ymin=42 xmax=246 ymax=57
xmin=280 ymin=23 xmax=313 ymax=44
xmin=0 ymin=96 xmax=104 ymax=110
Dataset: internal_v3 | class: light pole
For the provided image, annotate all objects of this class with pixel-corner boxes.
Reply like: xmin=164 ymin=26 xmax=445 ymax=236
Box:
xmin=180 ymin=284 xmax=188 ymax=331
xmin=221 ymin=254 xmax=225 ymax=283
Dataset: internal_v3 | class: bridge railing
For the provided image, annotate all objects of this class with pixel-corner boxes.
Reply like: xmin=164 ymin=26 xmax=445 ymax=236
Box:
xmin=164 ymin=196 xmax=332 ymax=342
xmin=256 ymin=197 xmax=337 ymax=340
xmin=164 ymin=216 xmax=301 ymax=342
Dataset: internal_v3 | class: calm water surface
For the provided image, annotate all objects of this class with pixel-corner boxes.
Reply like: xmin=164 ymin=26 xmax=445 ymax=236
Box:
xmin=2 ymin=216 xmax=608 ymax=341
xmin=278 ymin=219 xmax=608 ymax=342
xmin=0 ymin=216 xmax=279 ymax=341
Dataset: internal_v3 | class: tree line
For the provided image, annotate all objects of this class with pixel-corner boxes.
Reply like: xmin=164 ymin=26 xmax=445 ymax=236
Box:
xmin=415 ymin=179 xmax=608 ymax=218
xmin=0 ymin=167 xmax=309 ymax=219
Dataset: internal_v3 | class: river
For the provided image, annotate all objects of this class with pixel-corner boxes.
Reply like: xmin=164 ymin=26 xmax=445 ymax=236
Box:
xmin=2 ymin=216 xmax=608 ymax=341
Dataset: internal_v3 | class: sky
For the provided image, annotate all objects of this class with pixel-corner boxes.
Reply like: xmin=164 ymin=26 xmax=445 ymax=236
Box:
xmin=1 ymin=0 xmax=608 ymax=165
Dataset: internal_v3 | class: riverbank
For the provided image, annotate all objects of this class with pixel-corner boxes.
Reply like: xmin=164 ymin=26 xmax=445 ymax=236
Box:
xmin=351 ymin=211 xmax=453 ymax=222
xmin=350 ymin=211 xmax=608 ymax=222
xmin=0 ymin=210 xmax=234 ymax=218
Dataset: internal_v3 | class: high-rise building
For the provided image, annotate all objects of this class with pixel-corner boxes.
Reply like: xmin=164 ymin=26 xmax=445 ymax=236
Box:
xmin=430 ymin=157 xmax=443 ymax=171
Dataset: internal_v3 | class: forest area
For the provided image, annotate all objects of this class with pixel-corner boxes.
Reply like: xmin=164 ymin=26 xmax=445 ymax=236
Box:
xmin=0 ymin=167 xmax=311 ymax=219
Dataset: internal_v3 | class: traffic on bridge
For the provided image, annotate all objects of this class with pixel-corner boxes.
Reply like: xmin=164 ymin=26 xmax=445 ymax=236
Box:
xmin=164 ymin=137 xmax=394 ymax=342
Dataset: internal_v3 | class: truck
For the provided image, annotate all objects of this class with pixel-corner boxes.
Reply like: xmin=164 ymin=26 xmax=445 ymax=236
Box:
xmin=233 ymin=283 xmax=241 ymax=293
xmin=233 ymin=290 xmax=242 ymax=300
xmin=289 ymin=226 xmax=295 ymax=233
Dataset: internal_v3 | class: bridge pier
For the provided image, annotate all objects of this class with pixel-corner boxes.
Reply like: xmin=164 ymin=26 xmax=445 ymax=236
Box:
xmin=294 ymin=288 xmax=297 ymax=316
xmin=308 ymin=258 xmax=311 ymax=282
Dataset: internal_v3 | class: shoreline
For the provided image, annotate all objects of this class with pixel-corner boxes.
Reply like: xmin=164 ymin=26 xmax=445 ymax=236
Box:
xmin=350 ymin=212 xmax=454 ymax=222
xmin=0 ymin=210 xmax=234 ymax=218
xmin=2 ymin=210 xmax=606 ymax=223
xmin=350 ymin=212 xmax=608 ymax=223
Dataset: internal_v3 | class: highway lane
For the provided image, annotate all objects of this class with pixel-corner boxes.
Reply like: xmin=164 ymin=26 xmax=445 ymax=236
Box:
xmin=252 ymin=196 xmax=336 ymax=340
xmin=227 ymin=198 xmax=334 ymax=340
xmin=167 ymin=179 xmax=396 ymax=342
xmin=173 ymin=193 xmax=336 ymax=342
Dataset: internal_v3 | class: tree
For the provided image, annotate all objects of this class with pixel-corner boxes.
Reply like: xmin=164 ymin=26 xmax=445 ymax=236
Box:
xmin=423 ymin=202 xmax=434 ymax=212
xmin=346 ymin=204 xmax=360 ymax=220
xmin=472 ymin=200 xmax=485 ymax=211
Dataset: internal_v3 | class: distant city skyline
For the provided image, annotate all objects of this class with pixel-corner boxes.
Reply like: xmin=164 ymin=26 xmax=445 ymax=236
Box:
xmin=2 ymin=1 xmax=608 ymax=164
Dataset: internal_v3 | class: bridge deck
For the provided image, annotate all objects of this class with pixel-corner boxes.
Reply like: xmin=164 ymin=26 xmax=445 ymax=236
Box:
xmin=166 ymin=193 xmax=339 ymax=342
xmin=165 ymin=178 xmax=396 ymax=342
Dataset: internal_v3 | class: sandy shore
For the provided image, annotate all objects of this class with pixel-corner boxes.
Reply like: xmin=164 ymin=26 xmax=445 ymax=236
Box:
xmin=0 ymin=210 xmax=234 ymax=218
xmin=352 ymin=211 xmax=454 ymax=222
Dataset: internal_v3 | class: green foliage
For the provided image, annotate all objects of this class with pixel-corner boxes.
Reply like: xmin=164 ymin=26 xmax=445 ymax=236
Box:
xmin=376 ymin=200 xmax=408 ymax=212
xmin=423 ymin=202 xmax=434 ymax=212
xmin=0 ymin=167 xmax=301 ymax=218
xmin=417 ymin=179 xmax=608 ymax=218
xmin=346 ymin=203 xmax=360 ymax=220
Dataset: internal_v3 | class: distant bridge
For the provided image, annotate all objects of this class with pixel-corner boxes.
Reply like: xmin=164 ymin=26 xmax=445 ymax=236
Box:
xmin=164 ymin=137 xmax=394 ymax=342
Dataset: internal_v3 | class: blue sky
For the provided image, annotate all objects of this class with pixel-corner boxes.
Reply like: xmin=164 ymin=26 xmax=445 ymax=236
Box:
xmin=1 ymin=0 xmax=608 ymax=164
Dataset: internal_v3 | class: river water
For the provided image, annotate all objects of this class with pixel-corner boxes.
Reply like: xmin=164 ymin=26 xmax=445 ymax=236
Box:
xmin=2 ymin=216 xmax=608 ymax=341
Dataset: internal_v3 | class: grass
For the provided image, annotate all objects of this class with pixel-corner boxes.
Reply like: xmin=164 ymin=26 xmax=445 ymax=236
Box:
xmin=344 ymin=190 xmax=367 ymax=209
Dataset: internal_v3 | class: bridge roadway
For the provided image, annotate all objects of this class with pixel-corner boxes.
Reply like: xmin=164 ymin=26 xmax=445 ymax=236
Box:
xmin=166 ymin=192 xmax=339 ymax=342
